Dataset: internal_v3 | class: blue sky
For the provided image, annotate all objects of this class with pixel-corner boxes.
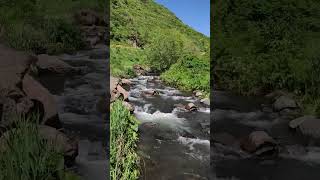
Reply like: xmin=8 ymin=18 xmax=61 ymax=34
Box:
xmin=155 ymin=0 xmax=210 ymax=37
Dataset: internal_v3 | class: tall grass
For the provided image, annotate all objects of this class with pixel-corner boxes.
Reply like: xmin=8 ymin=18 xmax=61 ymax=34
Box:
xmin=0 ymin=113 xmax=80 ymax=180
xmin=110 ymin=100 xmax=140 ymax=180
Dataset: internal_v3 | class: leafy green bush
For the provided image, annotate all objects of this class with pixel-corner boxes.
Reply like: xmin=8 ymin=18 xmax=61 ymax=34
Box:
xmin=0 ymin=114 xmax=64 ymax=180
xmin=146 ymin=29 xmax=184 ymax=72
xmin=161 ymin=54 xmax=210 ymax=93
xmin=110 ymin=100 xmax=140 ymax=180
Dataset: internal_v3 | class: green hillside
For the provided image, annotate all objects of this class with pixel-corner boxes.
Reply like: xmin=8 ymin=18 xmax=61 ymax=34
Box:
xmin=213 ymin=0 xmax=320 ymax=115
xmin=110 ymin=0 xmax=210 ymax=92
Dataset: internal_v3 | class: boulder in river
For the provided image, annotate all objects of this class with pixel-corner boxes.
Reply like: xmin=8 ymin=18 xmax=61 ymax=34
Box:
xmin=193 ymin=90 xmax=203 ymax=97
xmin=273 ymin=95 xmax=299 ymax=112
xmin=241 ymin=131 xmax=278 ymax=157
xmin=289 ymin=116 xmax=320 ymax=139
xmin=212 ymin=132 xmax=237 ymax=147
xmin=185 ymin=103 xmax=198 ymax=112
xmin=200 ymin=98 xmax=210 ymax=106
xmin=143 ymin=90 xmax=159 ymax=96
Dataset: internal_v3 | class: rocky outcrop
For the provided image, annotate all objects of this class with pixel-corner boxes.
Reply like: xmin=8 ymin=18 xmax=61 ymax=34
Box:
xmin=110 ymin=77 xmax=130 ymax=102
xmin=36 ymin=54 xmax=79 ymax=74
xmin=0 ymin=44 xmax=83 ymax=167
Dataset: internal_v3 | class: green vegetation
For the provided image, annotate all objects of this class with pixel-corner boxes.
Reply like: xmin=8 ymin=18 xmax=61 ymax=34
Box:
xmin=0 ymin=0 xmax=106 ymax=54
xmin=0 ymin=113 xmax=80 ymax=180
xmin=111 ymin=0 xmax=210 ymax=93
xmin=110 ymin=101 xmax=140 ymax=180
xmin=162 ymin=54 xmax=210 ymax=93
xmin=111 ymin=44 xmax=146 ymax=78
xmin=213 ymin=0 xmax=320 ymax=115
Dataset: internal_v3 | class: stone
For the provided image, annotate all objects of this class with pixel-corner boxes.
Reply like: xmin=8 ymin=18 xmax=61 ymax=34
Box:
xmin=185 ymin=103 xmax=198 ymax=112
xmin=143 ymin=90 xmax=159 ymax=96
xmin=297 ymin=117 xmax=320 ymax=139
xmin=122 ymin=101 xmax=134 ymax=113
xmin=0 ymin=44 xmax=37 ymax=98
xmin=37 ymin=54 xmax=76 ymax=74
xmin=273 ymin=95 xmax=298 ymax=112
xmin=200 ymin=98 xmax=210 ymax=106
xmin=22 ymin=75 xmax=61 ymax=128
xmin=289 ymin=116 xmax=316 ymax=129
xmin=241 ymin=131 xmax=276 ymax=153
xmin=116 ymin=85 xmax=129 ymax=101
xmin=193 ymin=91 xmax=203 ymax=97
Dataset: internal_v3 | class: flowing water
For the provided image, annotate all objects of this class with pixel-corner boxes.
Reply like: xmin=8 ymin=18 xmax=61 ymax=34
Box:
xmin=211 ymin=90 xmax=320 ymax=180
xmin=128 ymin=76 xmax=210 ymax=180
xmin=38 ymin=45 xmax=108 ymax=180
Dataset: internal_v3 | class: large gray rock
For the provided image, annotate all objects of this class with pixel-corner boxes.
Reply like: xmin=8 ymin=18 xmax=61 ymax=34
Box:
xmin=37 ymin=54 xmax=76 ymax=74
xmin=273 ymin=95 xmax=298 ymax=112
xmin=22 ymin=75 xmax=61 ymax=128
xmin=290 ymin=116 xmax=320 ymax=139
xmin=241 ymin=131 xmax=277 ymax=154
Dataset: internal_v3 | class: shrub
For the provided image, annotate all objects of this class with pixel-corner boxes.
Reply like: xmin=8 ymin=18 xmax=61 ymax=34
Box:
xmin=146 ymin=29 xmax=184 ymax=72
xmin=161 ymin=54 xmax=210 ymax=93
xmin=110 ymin=100 xmax=140 ymax=180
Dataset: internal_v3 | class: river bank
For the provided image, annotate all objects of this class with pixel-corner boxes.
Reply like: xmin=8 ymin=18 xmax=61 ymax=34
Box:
xmin=211 ymin=90 xmax=320 ymax=180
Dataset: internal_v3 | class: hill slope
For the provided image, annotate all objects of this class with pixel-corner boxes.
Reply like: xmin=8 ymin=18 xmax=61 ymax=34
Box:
xmin=110 ymin=0 xmax=210 ymax=92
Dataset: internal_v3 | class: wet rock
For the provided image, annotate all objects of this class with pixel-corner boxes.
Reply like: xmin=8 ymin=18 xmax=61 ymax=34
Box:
xmin=200 ymin=98 xmax=210 ymax=106
xmin=185 ymin=103 xmax=198 ymax=112
xmin=37 ymin=54 xmax=77 ymax=74
xmin=273 ymin=95 xmax=298 ymax=112
xmin=241 ymin=131 xmax=277 ymax=157
xmin=193 ymin=90 xmax=203 ymax=97
xmin=289 ymin=116 xmax=316 ymax=129
xmin=143 ymin=90 xmax=159 ymax=96
xmin=122 ymin=101 xmax=134 ymax=113
xmin=290 ymin=116 xmax=320 ymax=139
xmin=22 ymin=75 xmax=61 ymax=128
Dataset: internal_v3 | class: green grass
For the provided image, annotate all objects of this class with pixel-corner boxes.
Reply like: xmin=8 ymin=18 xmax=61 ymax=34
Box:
xmin=0 ymin=113 xmax=81 ymax=180
xmin=161 ymin=54 xmax=210 ymax=93
xmin=110 ymin=100 xmax=140 ymax=180
xmin=0 ymin=0 xmax=106 ymax=54
xmin=110 ymin=44 xmax=146 ymax=78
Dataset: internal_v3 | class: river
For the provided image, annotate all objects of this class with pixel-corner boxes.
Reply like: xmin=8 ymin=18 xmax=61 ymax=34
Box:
xmin=38 ymin=45 xmax=108 ymax=180
xmin=211 ymin=90 xmax=320 ymax=180
xmin=128 ymin=75 xmax=210 ymax=180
